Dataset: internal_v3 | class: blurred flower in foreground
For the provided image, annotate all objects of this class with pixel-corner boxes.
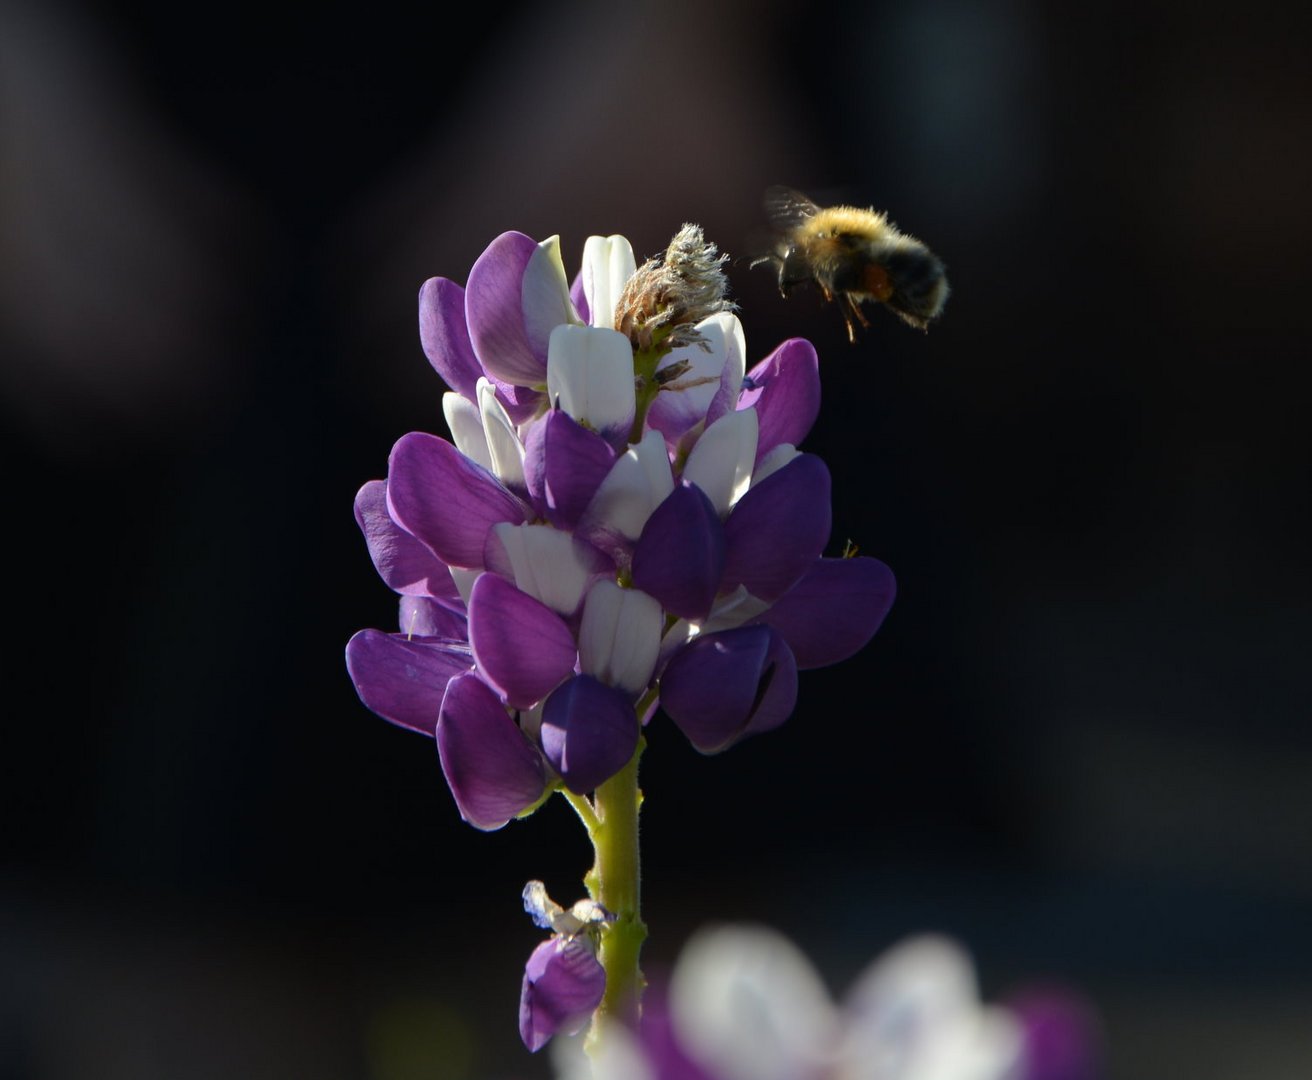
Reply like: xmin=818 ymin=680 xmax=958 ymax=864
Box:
xmin=553 ymin=926 xmax=1100 ymax=1080
xmin=345 ymin=226 xmax=897 ymax=830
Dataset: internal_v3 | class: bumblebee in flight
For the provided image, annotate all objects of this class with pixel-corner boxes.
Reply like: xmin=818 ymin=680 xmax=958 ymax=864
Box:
xmin=753 ymin=186 xmax=949 ymax=342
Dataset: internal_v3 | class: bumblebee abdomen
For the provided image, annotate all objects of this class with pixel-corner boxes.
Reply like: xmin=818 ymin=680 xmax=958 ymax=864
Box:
xmin=880 ymin=245 xmax=949 ymax=325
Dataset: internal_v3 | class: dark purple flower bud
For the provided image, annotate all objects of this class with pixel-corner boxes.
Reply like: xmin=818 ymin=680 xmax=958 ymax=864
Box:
xmin=519 ymin=936 xmax=606 ymax=1052
xmin=540 ymin=675 xmax=639 ymax=793
xmin=523 ymin=408 xmax=617 ymax=530
xmin=660 ymin=625 xmax=798 ymax=753
xmin=386 ymin=432 xmax=527 ymax=569
xmin=632 ymin=483 xmax=726 ymax=621
xmin=738 ymin=337 xmax=821 ymax=463
xmin=468 ymin=572 xmax=576 ymax=709
xmin=435 ymin=672 xmax=547 ymax=830
xmin=345 ymin=630 xmax=472 ymax=737
xmin=418 ymin=277 xmax=482 ymax=401
xmin=354 ymin=480 xmax=460 ymax=599
xmin=757 ymin=556 xmax=895 ymax=669
xmin=721 ymin=453 xmax=831 ymax=603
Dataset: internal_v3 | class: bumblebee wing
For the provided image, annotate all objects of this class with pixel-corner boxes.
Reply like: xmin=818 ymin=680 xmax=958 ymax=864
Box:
xmin=763 ymin=186 xmax=821 ymax=230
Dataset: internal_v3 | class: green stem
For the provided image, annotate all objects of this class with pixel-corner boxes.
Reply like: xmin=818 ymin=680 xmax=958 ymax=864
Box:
xmin=586 ymin=737 xmax=647 ymax=1042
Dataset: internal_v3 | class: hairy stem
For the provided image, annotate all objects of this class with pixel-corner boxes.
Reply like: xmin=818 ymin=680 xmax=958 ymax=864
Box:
xmin=586 ymin=738 xmax=647 ymax=1048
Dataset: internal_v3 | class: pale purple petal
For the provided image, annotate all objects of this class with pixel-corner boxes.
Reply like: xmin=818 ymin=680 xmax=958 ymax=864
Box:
xmin=660 ymin=626 xmax=798 ymax=753
xmin=738 ymin=338 xmax=821 ymax=462
xmin=468 ymin=573 xmax=577 ymax=709
xmin=522 ymin=236 xmax=578 ymax=362
xmin=399 ymin=595 xmax=468 ymax=640
xmin=354 ymin=480 xmax=456 ymax=598
xmin=523 ymin=408 xmax=617 ymax=530
xmin=631 ymin=482 xmax=726 ymax=620
xmin=386 ymin=432 xmax=527 ymax=569
xmin=418 ymin=277 xmax=481 ymax=400
xmin=465 ymin=231 xmax=549 ymax=387
xmin=569 ymin=269 xmax=590 ymax=325
xmin=345 ymin=629 xmax=472 ymax=736
xmin=519 ymin=937 xmax=606 ymax=1051
xmin=700 ymin=312 xmax=750 ymax=430
xmin=436 ymin=672 xmax=547 ymax=830
xmin=722 ymin=454 xmax=831 ymax=602
xmin=540 ymin=675 xmax=639 ymax=793
xmin=576 ymin=430 xmax=675 ymax=559
xmin=757 ymin=557 xmax=895 ymax=669
xmin=647 ymin=313 xmax=743 ymax=443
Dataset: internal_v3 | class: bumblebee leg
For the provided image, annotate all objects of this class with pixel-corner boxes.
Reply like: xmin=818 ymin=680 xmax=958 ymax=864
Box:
xmin=840 ymin=306 xmax=856 ymax=344
xmin=842 ymin=294 xmax=869 ymax=342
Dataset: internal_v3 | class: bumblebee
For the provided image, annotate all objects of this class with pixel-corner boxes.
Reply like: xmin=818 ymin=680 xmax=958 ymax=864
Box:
xmin=753 ymin=186 xmax=949 ymax=342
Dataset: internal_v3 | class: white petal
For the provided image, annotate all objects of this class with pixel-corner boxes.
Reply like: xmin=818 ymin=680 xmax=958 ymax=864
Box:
xmin=449 ymin=567 xmax=479 ymax=608
xmin=837 ymin=935 xmax=1023 ymax=1080
xmin=650 ymin=312 xmax=745 ymax=433
xmin=750 ymin=442 xmax=800 ymax=487
xmin=522 ymin=235 xmax=578 ymax=362
xmin=658 ymin=587 xmax=773 ymax=671
xmin=489 ymin=522 xmax=595 ymax=615
xmin=580 ymin=429 xmax=674 ymax=541
xmin=442 ymin=392 xmax=492 ymax=473
xmin=670 ymin=925 xmax=838 ymax=1080
xmin=579 ymin=581 xmax=662 ymax=694
xmin=546 ymin=324 xmax=636 ymax=439
xmin=682 ymin=408 xmax=759 ymax=517
xmin=523 ymin=879 xmax=563 ymax=930
xmin=551 ymin=1024 xmax=653 ymax=1080
xmin=582 ymin=234 xmax=637 ymax=330
xmin=701 ymin=586 xmax=771 ymax=633
xmin=477 ymin=378 xmax=526 ymax=489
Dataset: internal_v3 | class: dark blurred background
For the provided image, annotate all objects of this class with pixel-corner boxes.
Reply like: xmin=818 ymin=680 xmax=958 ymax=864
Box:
xmin=3 ymin=0 xmax=1310 ymax=1077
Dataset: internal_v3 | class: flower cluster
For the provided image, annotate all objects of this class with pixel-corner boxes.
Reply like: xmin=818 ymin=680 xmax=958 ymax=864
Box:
xmin=345 ymin=226 xmax=896 ymax=831
xmin=552 ymin=926 xmax=1100 ymax=1080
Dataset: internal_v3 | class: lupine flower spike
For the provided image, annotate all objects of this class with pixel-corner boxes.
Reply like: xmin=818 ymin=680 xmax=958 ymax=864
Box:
xmin=346 ymin=223 xmax=897 ymax=1054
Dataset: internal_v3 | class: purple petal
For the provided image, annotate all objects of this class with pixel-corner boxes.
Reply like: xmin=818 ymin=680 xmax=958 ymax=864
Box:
xmin=418 ymin=277 xmax=482 ymax=400
xmin=631 ymin=483 xmax=726 ymax=620
xmin=569 ymin=269 xmax=590 ymax=325
xmin=660 ymin=626 xmax=798 ymax=753
xmin=1011 ymin=989 xmax=1102 ymax=1080
xmin=523 ymin=408 xmax=617 ymax=530
xmin=386 ymin=432 xmax=527 ymax=569
xmin=540 ymin=675 xmax=639 ymax=793
xmin=465 ymin=231 xmax=548 ymax=387
xmin=635 ymin=981 xmax=719 ymax=1080
xmin=345 ymin=629 xmax=473 ymax=736
xmin=399 ymin=595 xmax=468 ymax=640
xmin=722 ymin=454 xmax=831 ymax=603
xmin=739 ymin=338 xmax=821 ymax=461
xmin=355 ymin=480 xmax=459 ymax=599
xmin=519 ymin=937 xmax=606 ymax=1052
xmin=468 ymin=573 xmax=577 ymax=709
xmin=435 ymin=672 xmax=547 ymax=830
xmin=757 ymin=556 xmax=895 ymax=669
